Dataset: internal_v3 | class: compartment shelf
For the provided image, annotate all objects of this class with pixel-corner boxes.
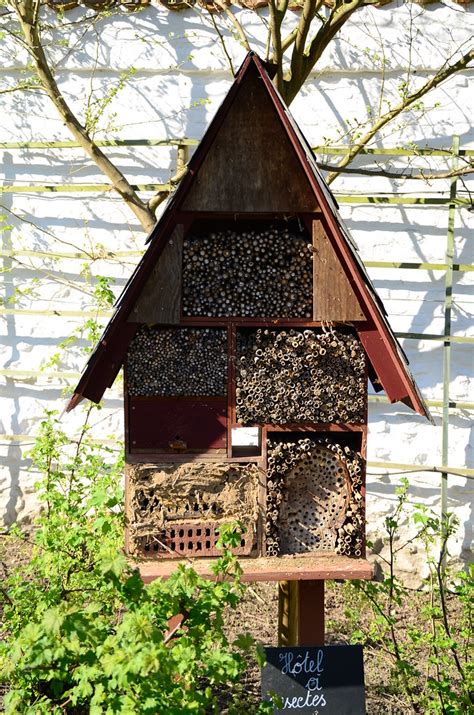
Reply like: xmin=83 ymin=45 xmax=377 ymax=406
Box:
xmin=138 ymin=553 xmax=373 ymax=583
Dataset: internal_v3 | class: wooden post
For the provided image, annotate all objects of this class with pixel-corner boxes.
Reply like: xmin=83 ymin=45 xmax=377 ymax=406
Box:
xmin=441 ymin=135 xmax=459 ymax=562
xmin=278 ymin=579 xmax=325 ymax=646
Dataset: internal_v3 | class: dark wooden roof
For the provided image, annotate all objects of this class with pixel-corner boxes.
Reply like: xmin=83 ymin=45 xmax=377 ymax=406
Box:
xmin=66 ymin=52 xmax=431 ymax=422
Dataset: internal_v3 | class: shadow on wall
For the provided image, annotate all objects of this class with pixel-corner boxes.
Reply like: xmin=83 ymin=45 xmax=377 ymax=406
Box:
xmin=0 ymin=9 xmax=472 ymax=551
xmin=2 ymin=154 xmax=22 ymax=525
xmin=377 ymin=200 xmax=472 ymax=564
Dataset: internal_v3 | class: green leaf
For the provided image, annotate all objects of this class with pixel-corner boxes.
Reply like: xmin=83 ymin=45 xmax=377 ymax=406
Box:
xmin=99 ymin=552 xmax=127 ymax=578
xmin=255 ymin=642 xmax=267 ymax=668
xmin=233 ymin=632 xmax=255 ymax=651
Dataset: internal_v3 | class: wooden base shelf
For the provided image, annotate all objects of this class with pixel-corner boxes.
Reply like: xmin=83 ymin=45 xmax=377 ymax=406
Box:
xmin=126 ymin=453 xmax=263 ymax=464
xmin=137 ymin=553 xmax=373 ymax=584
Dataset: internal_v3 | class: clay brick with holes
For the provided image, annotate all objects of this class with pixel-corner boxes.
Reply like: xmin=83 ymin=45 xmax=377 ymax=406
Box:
xmin=134 ymin=522 xmax=253 ymax=559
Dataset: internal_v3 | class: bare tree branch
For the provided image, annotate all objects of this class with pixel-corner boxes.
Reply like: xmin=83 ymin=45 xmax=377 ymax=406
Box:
xmin=147 ymin=165 xmax=188 ymax=214
xmin=317 ymin=160 xmax=474 ymax=181
xmin=12 ymin=0 xmax=156 ymax=233
xmin=283 ymin=0 xmax=372 ymax=104
xmin=0 ymin=82 xmax=40 ymax=94
xmin=208 ymin=8 xmax=235 ymax=75
xmin=289 ymin=0 xmax=320 ymax=91
xmin=268 ymin=0 xmax=289 ymax=94
xmin=325 ymin=47 xmax=474 ymax=184
xmin=215 ymin=0 xmax=251 ymax=52
xmin=280 ymin=26 xmax=298 ymax=55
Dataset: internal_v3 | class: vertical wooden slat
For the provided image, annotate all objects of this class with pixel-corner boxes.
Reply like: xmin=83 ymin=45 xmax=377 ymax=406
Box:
xmin=127 ymin=224 xmax=184 ymax=324
xmin=360 ymin=425 xmax=368 ymax=559
xmin=124 ymin=372 xmax=131 ymax=554
xmin=257 ymin=462 xmax=267 ymax=558
xmin=298 ymin=581 xmax=325 ymax=646
xmin=261 ymin=426 xmax=268 ymax=557
xmin=227 ymin=323 xmax=237 ymax=458
xmin=124 ymin=464 xmax=131 ymax=555
xmin=278 ymin=580 xmax=298 ymax=646
xmin=360 ymin=363 xmax=369 ymax=559
xmin=441 ymin=136 xmax=459 ymax=547
xmin=312 ymin=220 xmax=365 ymax=322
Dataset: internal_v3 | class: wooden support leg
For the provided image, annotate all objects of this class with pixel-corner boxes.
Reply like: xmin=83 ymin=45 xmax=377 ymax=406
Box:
xmin=278 ymin=580 xmax=325 ymax=646
xmin=278 ymin=580 xmax=298 ymax=646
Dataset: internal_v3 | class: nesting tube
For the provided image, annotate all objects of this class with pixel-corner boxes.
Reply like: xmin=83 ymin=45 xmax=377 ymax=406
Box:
xmin=265 ymin=436 xmax=365 ymax=558
xmin=126 ymin=326 xmax=227 ymax=397
xmin=236 ymin=328 xmax=366 ymax=425
xmin=182 ymin=225 xmax=313 ymax=318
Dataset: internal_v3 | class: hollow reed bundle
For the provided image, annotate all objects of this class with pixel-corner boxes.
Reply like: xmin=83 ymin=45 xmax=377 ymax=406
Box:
xmin=182 ymin=225 xmax=313 ymax=317
xmin=266 ymin=437 xmax=364 ymax=558
xmin=126 ymin=326 xmax=227 ymax=397
xmin=236 ymin=327 xmax=366 ymax=425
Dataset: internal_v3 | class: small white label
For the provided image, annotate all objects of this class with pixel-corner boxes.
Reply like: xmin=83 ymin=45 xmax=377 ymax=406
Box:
xmin=231 ymin=426 xmax=260 ymax=447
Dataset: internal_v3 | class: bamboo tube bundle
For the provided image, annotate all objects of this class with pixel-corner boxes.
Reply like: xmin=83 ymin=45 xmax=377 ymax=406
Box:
xmin=182 ymin=225 xmax=313 ymax=318
xmin=126 ymin=325 xmax=227 ymax=396
xmin=266 ymin=437 xmax=364 ymax=557
xmin=236 ymin=327 xmax=366 ymax=424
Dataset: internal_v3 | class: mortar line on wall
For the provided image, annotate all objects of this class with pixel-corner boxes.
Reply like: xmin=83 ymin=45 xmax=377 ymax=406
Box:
xmin=0 ymin=312 xmax=471 ymax=346
xmin=0 ymin=378 xmax=471 ymax=410
xmin=3 ymin=65 xmax=471 ymax=78
xmin=0 ymin=431 xmax=472 ymax=479
xmin=0 ymin=182 xmax=471 ymax=206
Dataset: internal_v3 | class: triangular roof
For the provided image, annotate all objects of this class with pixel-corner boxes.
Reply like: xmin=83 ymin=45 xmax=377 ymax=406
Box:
xmin=66 ymin=52 xmax=431 ymax=422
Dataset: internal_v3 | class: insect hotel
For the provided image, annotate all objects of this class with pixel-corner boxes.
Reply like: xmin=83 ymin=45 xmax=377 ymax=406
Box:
xmin=67 ymin=52 xmax=430 ymax=645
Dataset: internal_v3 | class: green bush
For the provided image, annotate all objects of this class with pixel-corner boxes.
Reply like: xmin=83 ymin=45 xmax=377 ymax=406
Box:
xmin=0 ymin=410 xmax=270 ymax=714
xmin=342 ymin=479 xmax=473 ymax=714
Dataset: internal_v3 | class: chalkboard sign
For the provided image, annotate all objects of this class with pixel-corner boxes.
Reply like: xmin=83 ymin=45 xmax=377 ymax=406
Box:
xmin=261 ymin=645 xmax=365 ymax=714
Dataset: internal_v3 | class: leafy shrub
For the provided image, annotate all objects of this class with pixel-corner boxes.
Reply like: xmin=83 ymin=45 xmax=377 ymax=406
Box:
xmin=0 ymin=410 xmax=270 ymax=714
xmin=342 ymin=479 xmax=473 ymax=714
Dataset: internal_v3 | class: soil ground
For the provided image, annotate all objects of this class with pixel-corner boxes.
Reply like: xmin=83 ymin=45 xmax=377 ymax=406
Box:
xmin=0 ymin=536 xmax=467 ymax=714
xmin=222 ymin=580 xmax=413 ymax=714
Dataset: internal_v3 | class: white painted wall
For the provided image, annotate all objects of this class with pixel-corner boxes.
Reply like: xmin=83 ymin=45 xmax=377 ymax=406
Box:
xmin=0 ymin=1 xmax=472 ymax=578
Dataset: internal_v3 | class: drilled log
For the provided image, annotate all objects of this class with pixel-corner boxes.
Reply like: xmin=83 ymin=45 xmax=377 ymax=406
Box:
xmin=266 ymin=437 xmax=364 ymax=557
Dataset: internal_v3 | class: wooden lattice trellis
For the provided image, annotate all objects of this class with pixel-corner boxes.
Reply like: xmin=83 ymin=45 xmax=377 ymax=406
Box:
xmin=0 ymin=138 xmax=473 ymax=531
